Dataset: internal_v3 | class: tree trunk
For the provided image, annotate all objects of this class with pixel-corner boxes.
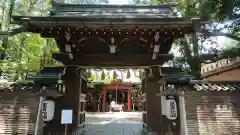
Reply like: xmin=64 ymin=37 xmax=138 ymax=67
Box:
xmin=0 ymin=0 xmax=15 ymax=56
xmin=0 ymin=0 xmax=15 ymax=75
xmin=182 ymin=33 xmax=201 ymax=79
xmin=190 ymin=33 xmax=201 ymax=79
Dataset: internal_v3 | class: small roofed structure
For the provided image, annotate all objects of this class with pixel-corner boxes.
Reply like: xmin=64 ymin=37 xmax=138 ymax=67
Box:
xmin=0 ymin=67 xmax=65 ymax=97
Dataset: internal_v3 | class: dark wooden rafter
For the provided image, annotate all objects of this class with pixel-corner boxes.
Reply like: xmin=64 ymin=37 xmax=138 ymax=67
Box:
xmin=52 ymin=53 xmax=173 ymax=68
xmin=35 ymin=27 xmax=191 ymax=38
xmin=53 ymin=30 xmax=175 ymax=55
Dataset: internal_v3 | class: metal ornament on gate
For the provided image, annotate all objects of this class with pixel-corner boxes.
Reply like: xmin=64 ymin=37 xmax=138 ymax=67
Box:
xmin=165 ymin=98 xmax=177 ymax=120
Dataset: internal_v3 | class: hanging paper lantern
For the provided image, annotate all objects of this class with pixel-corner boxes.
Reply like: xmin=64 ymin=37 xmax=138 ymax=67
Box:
xmin=113 ymin=70 xmax=117 ymax=79
xmin=101 ymin=70 xmax=105 ymax=80
xmin=126 ymin=69 xmax=131 ymax=78
xmin=87 ymin=69 xmax=92 ymax=78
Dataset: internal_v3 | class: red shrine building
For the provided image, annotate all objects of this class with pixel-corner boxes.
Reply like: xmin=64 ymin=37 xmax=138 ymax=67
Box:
xmin=86 ymin=78 xmax=142 ymax=112
xmin=102 ymin=81 xmax=132 ymax=111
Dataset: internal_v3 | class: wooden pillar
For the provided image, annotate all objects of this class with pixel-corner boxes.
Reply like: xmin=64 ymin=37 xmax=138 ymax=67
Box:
xmin=145 ymin=77 xmax=162 ymax=134
xmin=103 ymin=87 xmax=107 ymax=112
xmin=43 ymin=66 xmax=81 ymax=134
xmin=76 ymin=74 xmax=87 ymax=135
xmin=142 ymin=78 xmax=147 ymax=130
xmin=127 ymin=88 xmax=131 ymax=111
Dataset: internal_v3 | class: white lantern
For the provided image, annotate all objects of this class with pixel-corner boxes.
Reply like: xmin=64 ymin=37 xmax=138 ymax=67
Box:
xmin=41 ymin=100 xmax=55 ymax=121
xmin=165 ymin=99 xmax=177 ymax=120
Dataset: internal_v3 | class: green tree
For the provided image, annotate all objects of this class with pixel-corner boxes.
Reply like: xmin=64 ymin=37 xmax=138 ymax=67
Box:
xmin=0 ymin=0 xmax=111 ymax=80
xmin=0 ymin=0 xmax=55 ymax=80
xmin=0 ymin=0 xmax=15 ymax=60
xmin=135 ymin=0 xmax=240 ymax=78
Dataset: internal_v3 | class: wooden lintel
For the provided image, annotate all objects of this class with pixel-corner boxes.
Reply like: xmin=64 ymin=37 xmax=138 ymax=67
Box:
xmin=52 ymin=53 xmax=173 ymax=68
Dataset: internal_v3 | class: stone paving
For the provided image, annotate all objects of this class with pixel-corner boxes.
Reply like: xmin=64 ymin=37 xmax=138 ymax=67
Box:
xmin=82 ymin=112 xmax=145 ymax=135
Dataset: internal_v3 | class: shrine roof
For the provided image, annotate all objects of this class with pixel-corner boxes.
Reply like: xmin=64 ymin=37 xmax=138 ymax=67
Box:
xmin=11 ymin=3 xmax=208 ymax=30
xmin=88 ymin=81 xmax=141 ymax=90
xmin=1 ymin=78 xmax=240 ymax=92
xmin=158 ymin=67 xmax=240 ymax=92
xmin=11 ymin=16 xmax=205 ymax=29
xmin=90 ymin=80 xmax=140 ymax=86
xmin=50 ymin=3 xmax=176 ymax=18
xmin=26 ymin=67 xmax=64 ymax=84
xmin=158 ymin=67 xmax=193 ymax=84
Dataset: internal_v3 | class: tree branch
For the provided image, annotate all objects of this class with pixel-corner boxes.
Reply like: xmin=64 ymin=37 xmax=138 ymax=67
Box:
xmin=200 ymin=30 xmax=240 ymax=41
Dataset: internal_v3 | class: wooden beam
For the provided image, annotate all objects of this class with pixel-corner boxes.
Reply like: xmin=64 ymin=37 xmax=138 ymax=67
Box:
xmin=52 ymin=53 xmax=173 ymax=68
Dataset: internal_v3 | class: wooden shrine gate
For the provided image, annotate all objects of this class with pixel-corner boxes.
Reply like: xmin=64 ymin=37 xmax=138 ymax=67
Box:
xmin=0 ymin=1 xmax=220 ymax=135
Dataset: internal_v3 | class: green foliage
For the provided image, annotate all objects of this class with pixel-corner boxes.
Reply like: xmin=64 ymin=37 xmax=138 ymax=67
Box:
xmin=0 ymin=0 xmax=113 ymax=81
xmin=1 ymin=33 xmax=41 ymax=80
xmin=0 ymin=46 xmax=5 ymax=53
xmin=0 ymin=0 xmax=60 ymax=81
xmin=134 ymin=0 xmax=240 ymax=78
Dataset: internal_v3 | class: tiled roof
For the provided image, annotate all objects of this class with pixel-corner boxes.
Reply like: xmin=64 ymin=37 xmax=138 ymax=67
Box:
xmin=190 ymin=80 xmax=240 ymax=91
xmin=160 ymin=67 xmax=194 ymax=84
xmin=192 ymin=83 xmax=240 ymax=91
xmin=0 ymin=81 xmax=63 ymax=97
xmin=50 ymin=3 xmax=175 ymax=19
xmin=0 ymin=81 xmax=34 ymax=91
xmin=2 ymin=79 xmax=240 ymax=92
